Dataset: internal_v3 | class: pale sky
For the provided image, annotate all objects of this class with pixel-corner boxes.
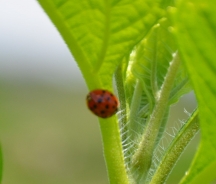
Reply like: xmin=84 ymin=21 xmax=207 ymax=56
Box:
xmin=0 ymin=0 xmax=85 ymax=89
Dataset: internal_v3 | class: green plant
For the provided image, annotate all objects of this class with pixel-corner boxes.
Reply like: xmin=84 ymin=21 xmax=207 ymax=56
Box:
xmin=34 ymin=0 xmax=216 ymax=183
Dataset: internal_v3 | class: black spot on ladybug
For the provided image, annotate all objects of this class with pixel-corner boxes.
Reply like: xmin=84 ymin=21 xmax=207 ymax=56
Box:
xmin=100 ymin=110 xmax=105 ymax=114
xmin=106 ymin=97 xmax=111 ymax=101
xmin=105 ymin=104 xmax=109 ymax=109
xmin=93 ymin=104 xmax=97 ymax=109
xmin=97 ymin=98 xmax=103 ymax=103
xmin=101 ymin=90 xmax=106 ymax=96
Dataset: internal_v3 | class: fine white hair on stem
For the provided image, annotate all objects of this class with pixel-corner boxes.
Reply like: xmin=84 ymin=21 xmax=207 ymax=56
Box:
xmin=184 ymin=108 xmax=191 ymax=117
xmin=146 ymin=108 xmax=194 ymax=182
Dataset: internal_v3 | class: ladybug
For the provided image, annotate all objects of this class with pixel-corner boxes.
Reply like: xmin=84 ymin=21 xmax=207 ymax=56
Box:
xmin=86 ymin=89 xmax=119 ymax=118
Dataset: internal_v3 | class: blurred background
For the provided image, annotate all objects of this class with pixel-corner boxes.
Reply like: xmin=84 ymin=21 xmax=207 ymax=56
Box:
xmin=0 ymin=0 xmax=198 ymax=183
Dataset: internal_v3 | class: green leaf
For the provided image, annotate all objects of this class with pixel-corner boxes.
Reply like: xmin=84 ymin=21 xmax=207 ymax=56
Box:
xmin=172 ymin=0 xmax=216 ymax=183
xmin=130 ymin=18 xmax=191 ymax=135
xmin=129 ymin=19 xmax=177 ymax=134
xmin=38 ymin=0 xmax=164 ymax=90
xmin=131 ymin=18 xmax=177 ymax=102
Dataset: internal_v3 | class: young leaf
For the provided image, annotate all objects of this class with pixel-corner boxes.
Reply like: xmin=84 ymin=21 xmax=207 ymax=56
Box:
xmin=128 ymin=17 xmax=191 ymax=142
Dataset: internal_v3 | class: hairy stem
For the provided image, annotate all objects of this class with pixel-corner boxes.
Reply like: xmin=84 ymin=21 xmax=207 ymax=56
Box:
xmin=151 ymin=27 xmax=159 ymax=98
xmin=115 ymin=63 xmax=128 ymax=147
xmin=128 ymin=80 xmax=143 ymax=140
xmin=131 ymin=52 xmax=181 ymax=182
xmin=150 ymin=108 xmax=199 ymax=184
xmin=99 ymin=117 xmax=129 ymax=184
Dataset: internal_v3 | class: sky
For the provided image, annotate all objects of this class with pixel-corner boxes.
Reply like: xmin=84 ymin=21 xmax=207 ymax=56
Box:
xmin=0 ymin=0 xmax=85 ymax=89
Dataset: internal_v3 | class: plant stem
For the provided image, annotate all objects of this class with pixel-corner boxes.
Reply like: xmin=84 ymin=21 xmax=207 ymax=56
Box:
xmin=99 ymin=117 xmax=129 ymax=184
xmin=155 ymin=107 xmax=170 ymax=147
xmin=128 ymin=80 xmax=143 ymax=140
xmin=151 ymin=27 xmax=159 ymax=98
xmin=150 ymin=108 xmax=199 ymax=184
xmin=131 ymin=52 xmax=181 ymax=182
xmin=115 ymin=63 xmax=128 ymax=144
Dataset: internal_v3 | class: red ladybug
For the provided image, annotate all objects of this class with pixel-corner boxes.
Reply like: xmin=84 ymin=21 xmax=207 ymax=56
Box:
xmin=86 ymin=89 xmax=119 ymax=118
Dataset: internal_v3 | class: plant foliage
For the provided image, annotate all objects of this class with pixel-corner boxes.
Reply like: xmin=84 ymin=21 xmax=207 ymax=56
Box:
xmin=37 ymin=0 xmax=216 ymax=183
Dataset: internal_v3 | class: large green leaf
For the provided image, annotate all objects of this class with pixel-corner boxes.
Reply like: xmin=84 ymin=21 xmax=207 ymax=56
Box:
xmin=172 ymin=0 xmax=216 ymax=183
xmin=38 ymin=0 xmax=164 ymax=90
